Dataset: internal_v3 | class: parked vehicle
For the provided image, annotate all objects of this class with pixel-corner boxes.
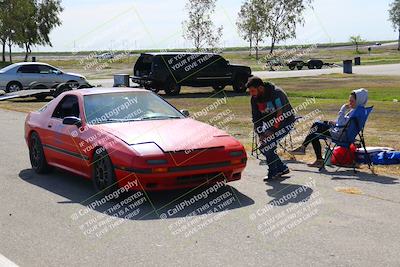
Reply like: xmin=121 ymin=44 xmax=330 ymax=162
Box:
xmin=0 ymin=62 xmax=90 ymax=93
xmin=95 ymin=52 xmax=115 ymax=59
xmin=25 ymin=88 xmax=247 ymax=192
xmin=287 ymin=60 xmax=305 ymax=70
xmin=132 ymin=52 xmax=252 ymax=95
xmin=306 ymin=59 xmax=324 ymax=69
xmin=287 ymin=59 xmax=326 ymax=70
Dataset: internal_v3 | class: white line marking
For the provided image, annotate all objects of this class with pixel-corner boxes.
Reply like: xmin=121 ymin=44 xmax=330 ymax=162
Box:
xmin=0 ymin=253 xmax=19 ymax=267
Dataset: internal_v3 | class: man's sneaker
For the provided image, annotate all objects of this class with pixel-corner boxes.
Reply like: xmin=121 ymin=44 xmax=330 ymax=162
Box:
xmin=263 ymin=174 xmax=281 ymax=182
xmin=291 ymin=146 xmax=306 ymax=155
xmin=277 ymin=167 xmax=290 ymax=176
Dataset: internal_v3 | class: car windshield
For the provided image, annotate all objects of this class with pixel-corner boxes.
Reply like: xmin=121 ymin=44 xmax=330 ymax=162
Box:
xmin=0 ymin=64 xmax=16 ymax=73
xmin=84 ymin=91 xmax=184 ymax=124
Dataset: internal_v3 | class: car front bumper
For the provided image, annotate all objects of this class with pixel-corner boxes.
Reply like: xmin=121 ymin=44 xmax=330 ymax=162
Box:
xmin=114 ymin=158 xmax=247 ymax=191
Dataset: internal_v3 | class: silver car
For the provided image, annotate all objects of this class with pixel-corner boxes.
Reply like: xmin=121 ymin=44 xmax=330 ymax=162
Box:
xmin=0 ymin=62 xmax=89 ymax=93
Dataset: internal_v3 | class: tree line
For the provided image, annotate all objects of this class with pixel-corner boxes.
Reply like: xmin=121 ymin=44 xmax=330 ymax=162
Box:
xmin=0 ymin=0 xmax=63 ymax=63
xmin=183 ymin=0 xmax=400 ymax=57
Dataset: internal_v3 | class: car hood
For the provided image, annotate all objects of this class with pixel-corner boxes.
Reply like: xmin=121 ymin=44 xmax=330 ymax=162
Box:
xmin=96 ymin=118 xmax=237 ymax=152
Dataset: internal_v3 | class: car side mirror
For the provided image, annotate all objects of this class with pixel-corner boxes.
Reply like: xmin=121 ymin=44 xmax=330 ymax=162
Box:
xmin=63 ymin=116 xmax=82 ymax=127
xmin=180 ymin=110 xmax=190 ymax=117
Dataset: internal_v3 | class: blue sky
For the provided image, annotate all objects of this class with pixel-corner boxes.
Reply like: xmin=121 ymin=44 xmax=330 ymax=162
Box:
xmin=31 ymin=0 xmax=397 ymax=52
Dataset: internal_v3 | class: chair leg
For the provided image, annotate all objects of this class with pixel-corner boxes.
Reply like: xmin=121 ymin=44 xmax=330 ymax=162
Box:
xmin=360 ymin=137 xmax=375 ymax=175
xmin=320 ymin=144 xmax=335 ymax=172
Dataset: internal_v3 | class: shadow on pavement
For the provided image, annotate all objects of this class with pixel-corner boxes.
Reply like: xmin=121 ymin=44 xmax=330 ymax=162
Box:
xmin=265 ymin=179 xmax=314 ymax=206
xmin=19 ymin=168 xmax=254 ymax=221
xmin=290 ymin=166 xmax=399 ymax=185
xmin=330 ymin=170 xmax=399 ymax=185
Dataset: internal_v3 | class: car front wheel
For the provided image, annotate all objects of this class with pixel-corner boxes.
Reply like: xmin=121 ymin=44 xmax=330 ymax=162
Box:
xmin=67 ymin=80 xmax=80 ymax=89
xmin=29 ymin=132 xmax=52 ymax=174
xmin=92 ymin=148 xmax=118 ymax=195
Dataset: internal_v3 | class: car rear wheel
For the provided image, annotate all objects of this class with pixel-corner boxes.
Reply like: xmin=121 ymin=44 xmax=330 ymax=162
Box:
xmin=164 ymin=78 xmax=181 ymax=96
xmin=92 ymin=148 xmax=118 ymax=195
xmin=6 ymin=82 xmax=22 ymax=93
xmin=233 ymin=74 xmax=248 ymax=93
xmin=29 ymin=132 xmax=52 ymax=174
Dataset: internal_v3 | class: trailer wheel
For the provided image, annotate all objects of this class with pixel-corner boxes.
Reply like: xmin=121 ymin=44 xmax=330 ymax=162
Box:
xmin=297 ymin=65 xmax=303 ymax=70
xmin=288 ymin=65 xmax=296 ymax=71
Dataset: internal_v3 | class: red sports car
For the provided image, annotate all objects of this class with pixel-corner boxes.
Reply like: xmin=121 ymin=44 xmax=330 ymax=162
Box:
xmin=25 ymin=88 xmax=247 ymax=193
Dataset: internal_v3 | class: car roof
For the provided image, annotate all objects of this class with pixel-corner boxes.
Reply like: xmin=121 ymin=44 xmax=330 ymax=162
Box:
xmin=12 ymin=62 xmax=51 ymax=66
xmin=142 ymin=52 xmax=218 ymax=56
xmin=72 ymin=87 xmax=149 ymax=96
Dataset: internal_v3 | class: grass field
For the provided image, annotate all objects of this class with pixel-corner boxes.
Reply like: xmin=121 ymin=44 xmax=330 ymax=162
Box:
xmin=1 ymin=74 xmax=399 ymax=175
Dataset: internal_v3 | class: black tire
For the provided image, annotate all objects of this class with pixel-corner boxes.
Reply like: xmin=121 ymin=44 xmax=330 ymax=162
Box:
xmin=35 ymin=94 xmax=47 ymax=101
xmin=288 ymin=65 xmax=296 ymax=70
xmin=145 ymin=85 xmax=160 ymax=94
xmin=233 ymin=74 xmax=248 ymax=93
xmin=92 ymin=148 xmax=118 ymax=195
xmin=78 ymin=84 xmax=91 ymax=89
xmin=67 ymin=80 xmax=79 ymax=89
xmin=164 ymin=78 xmax=181 ymax=96
xmin=212 ymin=85 xmax=225 ymax=91
xmin=29 ymin=132 xmax=52 ymax=174
xmin=297 ymin=65 xmax=303 ymax=70
xmin=54 ymin=83 xmax=72 ymax=98
xmin=316 ymin=64 xmax=323 ymax=69
xmin=6 ymin=81 xmax=23 ymax=93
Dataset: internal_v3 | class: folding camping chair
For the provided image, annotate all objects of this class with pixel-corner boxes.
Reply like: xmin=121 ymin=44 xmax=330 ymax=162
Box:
xmin=251 ymin=116 xmax=302 ymax=160
xmin=318 ymin=106 xmax=374 ymax=173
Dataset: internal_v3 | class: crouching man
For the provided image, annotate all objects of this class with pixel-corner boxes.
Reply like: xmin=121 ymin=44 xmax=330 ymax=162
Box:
xmin=247 ymin=77 xmax=296 ymax=181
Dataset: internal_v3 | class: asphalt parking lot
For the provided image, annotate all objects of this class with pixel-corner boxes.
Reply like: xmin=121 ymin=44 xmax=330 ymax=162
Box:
xmin=1 ymin=108 xmax=399 ymax=266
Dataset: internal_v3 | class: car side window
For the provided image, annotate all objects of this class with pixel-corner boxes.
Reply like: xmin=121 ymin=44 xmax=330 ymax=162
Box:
xmin=52 ymin=95 xmax=80 ymax=119
xmin=38 ymin=65 xmax=55 ymax=74
xmin=17 ymin=65 xmax=39 ymax=74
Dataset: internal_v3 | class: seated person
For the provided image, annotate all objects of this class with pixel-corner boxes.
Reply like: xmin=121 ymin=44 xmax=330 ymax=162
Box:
xmin=291 ymin=88 xmax=368 ymax=168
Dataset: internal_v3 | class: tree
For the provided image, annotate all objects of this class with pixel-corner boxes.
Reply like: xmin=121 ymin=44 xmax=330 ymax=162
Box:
xmin=350 ymin=35 xmax=365 ymax=53
xmin=182 ymin=0 xmax=223 ymax=51
xmin=0 ymin=0 xmax=63 ymax=62
xmin=17 ymin=0 xmax=63 ymax=61
xmin=0 ymin=0 xmax=13 ymax=62
xmin=262 ymin=0 xmax=313 ymax=54
xmin=237 ymin=0 xmax=265 ymax=59
xmin=389 ymin=0 xmax=400 ymax=51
